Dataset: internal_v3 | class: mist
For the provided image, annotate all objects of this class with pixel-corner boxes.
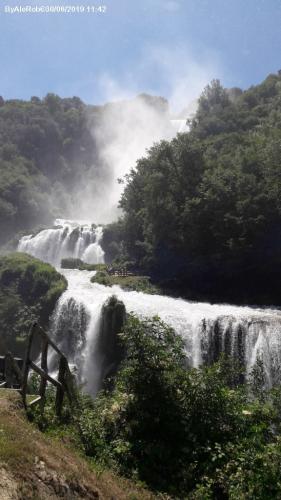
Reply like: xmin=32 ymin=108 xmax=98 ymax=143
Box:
xmin=67 ymin=45 xmax=222 ymax=224
xmin=68 ymin=96 xmax=185 ymax=223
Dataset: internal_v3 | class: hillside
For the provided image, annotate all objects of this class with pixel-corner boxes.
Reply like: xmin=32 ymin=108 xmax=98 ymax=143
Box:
xmin=0 ymin=93 xmax=169 ymax=247
xmin=0 ymin=95 xmax=94 ymax=245
xmin=0 ymin=390 xmax=155 ymax=500
xmin=108 ymin=71 xmax=281 ymax=305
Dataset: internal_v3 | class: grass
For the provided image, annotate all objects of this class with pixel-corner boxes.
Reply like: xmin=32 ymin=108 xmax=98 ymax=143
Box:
xmin=0 ymin=391 xmax=157 ymax=499
xmin=0 ymin=389 xmax=36 ymax=406
xmin=91 ymin=271 xmax=160 ymax=294
xmin=0 ymin=391 xmax=34 ymax=468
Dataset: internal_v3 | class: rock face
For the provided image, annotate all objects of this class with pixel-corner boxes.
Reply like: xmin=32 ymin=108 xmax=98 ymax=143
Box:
xmin=0 ymin=468 xmax=19 ymax=500
xmin=97 ymin=295 xmax=126 ymax=387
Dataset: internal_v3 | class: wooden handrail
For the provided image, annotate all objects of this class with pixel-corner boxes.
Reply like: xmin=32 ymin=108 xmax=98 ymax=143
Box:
xmin=1 ymin=322 xmax=77 ymax=417
xmin=19 ymin=322 xmax=77 ymax=416
xmin=21 ymin=322 xmax=37 ymax=404
xmin=37 ymin=325 xmax=66 ymax=358
xmin=39 ymin=336 xmax=48 ymax=413
xmin=29 ymin=361 xmax=63 ymax=389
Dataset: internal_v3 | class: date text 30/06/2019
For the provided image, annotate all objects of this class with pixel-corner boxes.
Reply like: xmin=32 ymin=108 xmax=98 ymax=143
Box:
xmin=4 ymin=5 xmax=107 ymax=14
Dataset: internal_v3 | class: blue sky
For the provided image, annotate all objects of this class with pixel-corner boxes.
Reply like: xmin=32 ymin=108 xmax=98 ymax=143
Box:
xmin=1 ymin=0 xmax=281 ymax=109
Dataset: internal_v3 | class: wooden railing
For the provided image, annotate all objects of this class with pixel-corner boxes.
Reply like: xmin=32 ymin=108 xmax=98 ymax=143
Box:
xmin=1 ymin=323 xmax=77 ymax=416
xmin=0 ymin=354 xmax=23 ymax=389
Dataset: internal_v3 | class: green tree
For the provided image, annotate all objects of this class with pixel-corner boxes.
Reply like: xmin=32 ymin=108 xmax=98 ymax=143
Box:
xmin=78 ymin=316 xmax=246 ymax=495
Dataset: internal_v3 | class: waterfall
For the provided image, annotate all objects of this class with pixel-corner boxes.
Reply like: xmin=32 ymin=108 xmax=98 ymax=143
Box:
xmin=170 ymin=119 xmax=189 ymax=133
xmin=48 ymin=269 xmax=281 ymax=393
xmin=49 ymin=294 xmax=90 ymax=377
xmin=18 ymin=219 xmax=105 ymax=267
xmin=18 ymin=223 xmax=281 ymax=394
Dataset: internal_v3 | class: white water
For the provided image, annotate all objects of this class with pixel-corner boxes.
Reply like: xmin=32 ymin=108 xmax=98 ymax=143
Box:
xmin=18 ymin=221 xmax=281 ymax=394
xmin=18 ymin=219 xmax=104 ymax=267
xmin=170 ymin=119 xmax=189 ymax=133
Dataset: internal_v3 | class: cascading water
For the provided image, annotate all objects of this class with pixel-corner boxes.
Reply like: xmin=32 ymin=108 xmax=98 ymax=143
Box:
xmin=18 ymin=222 xmax=281 ymax=395
xmin=18 ymin=219 xmax=105 ymax=266
xmin=170 ymin=118 xmax=189 ymax=133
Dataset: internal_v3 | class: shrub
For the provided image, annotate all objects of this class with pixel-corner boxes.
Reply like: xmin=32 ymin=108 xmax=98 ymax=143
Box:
xmin=77 ymin=316 xmax=247 ymax=495
xmin=91 ymin=271 xmax=159 ymax=294
xmin=27 ymin=313 xmax=281 ymax=498
xmin=0 ymin=252 xmax=67 ymax=355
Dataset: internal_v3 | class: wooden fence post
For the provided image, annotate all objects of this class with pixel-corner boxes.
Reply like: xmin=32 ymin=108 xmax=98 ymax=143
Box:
xmin=4 ymin=354 xmax=13 ymax=388
xmin=55 ymin=356 xmax=67 ymax=417
xmin=2 ymin=321 xmax=77 ymax=417
xmin=5 ymin=353 xmax=23 ymax=388
xmin=22 ymin=323 xmax=37 ymax=408
xmin=64 ymin=364 xmax=78 ymax=405
xmin=39 ymin=337 xmax=49 ymax=414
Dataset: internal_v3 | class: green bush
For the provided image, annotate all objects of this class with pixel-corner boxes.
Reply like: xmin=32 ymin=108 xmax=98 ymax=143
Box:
xmin=91 ymin=270 xmax=112 ymax=286
xmin=77 ymin=316 xmax=248 ymax=495
xmin=0 ymin=252 xmax=67 ymax=355
xmin=26 ymin=312 xmax=281 ymax=498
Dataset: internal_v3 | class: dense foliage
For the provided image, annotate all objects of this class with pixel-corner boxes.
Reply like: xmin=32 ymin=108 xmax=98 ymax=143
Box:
xmin=33 ymin=314 xmax=281 ymax=498
xmin=2 ymin=74 xmax=281 ymax=302
xmin=0 ymin=94 xmax=101 ymax=245
xmin=0 ymin=252 xmax=67 ymax=355
xmin=113 ymin=72 xmax=281 ymax=304
xmin=0 ymin=93 xmax=168 ymax=248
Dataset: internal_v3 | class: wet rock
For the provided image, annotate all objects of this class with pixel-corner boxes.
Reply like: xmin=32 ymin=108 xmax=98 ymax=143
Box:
xmin=96 ymin=295 xmax=126 ymax=389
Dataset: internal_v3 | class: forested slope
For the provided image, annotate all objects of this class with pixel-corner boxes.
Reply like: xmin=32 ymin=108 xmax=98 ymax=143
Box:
xmin=0 ymin=94 xmax=98 ymax=245
xmin=2 ymin=72 xmax=281 ymax=304
xmin=113 ymin=72 xmax=281 ymax=304
xmin=0 ymin=92 xmax=168 ymax=247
